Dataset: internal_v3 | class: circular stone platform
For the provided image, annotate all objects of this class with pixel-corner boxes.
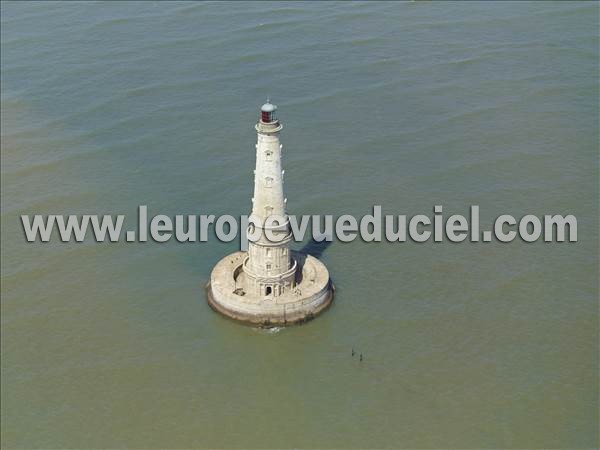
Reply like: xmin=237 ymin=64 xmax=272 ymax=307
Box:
xmin=206 ymin=250 xmax=333 ymax=326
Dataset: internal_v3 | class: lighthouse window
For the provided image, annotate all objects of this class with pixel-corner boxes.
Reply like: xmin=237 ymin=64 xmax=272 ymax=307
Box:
xmin=266 ymin=248 xmax=271 ymax=257
xmin=265 ymin=151 xmax=273 ymax=161
xmin=265 ymin=177 xmax=273 ymax=187
xmin=266 ymin=264 xmax=272 ymax=271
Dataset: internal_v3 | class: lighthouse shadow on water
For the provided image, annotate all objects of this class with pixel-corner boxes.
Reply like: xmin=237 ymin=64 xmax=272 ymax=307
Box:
xmin=299 ymin=237 xmax=333 ymax=260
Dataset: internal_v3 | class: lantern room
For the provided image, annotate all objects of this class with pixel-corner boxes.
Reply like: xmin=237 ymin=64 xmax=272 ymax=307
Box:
xmin=261 ymin=101 xmax=277 ymax=123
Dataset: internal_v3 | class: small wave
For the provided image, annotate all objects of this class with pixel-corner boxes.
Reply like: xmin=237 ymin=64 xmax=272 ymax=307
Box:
xmin=171 ymin=2 xmax=207 ymax=15
xmin=253 ymin=326 xmax=284 ymax=335
xmin=241 ymin=18 xmax=306 ymax=33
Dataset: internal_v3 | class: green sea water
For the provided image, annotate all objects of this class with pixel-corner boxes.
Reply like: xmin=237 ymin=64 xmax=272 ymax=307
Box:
xmin=1 ymin=2 xmax=598 ymax=448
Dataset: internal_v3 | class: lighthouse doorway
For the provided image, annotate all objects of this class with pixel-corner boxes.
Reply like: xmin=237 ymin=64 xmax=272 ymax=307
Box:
xmin=266 ymin=286 xmax=272 ymax=296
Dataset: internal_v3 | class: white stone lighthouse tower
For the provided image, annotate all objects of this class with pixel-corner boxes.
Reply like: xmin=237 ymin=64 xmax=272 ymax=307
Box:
xmin=207 ymin=101 xmax=333 ymax=326
xmin=244 ymin=101 xmax=297 ymax=298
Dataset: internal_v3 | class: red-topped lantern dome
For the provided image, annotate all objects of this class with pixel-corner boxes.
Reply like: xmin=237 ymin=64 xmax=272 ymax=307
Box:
xmin=261 ymin=101 xmax=277 ymax=123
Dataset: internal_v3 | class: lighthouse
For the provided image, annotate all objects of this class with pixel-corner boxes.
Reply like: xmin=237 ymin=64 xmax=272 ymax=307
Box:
xmin=244 ymin=101 xmax=297 ymax=298
xmin=207 ymin=101 xmax=333 ymax=326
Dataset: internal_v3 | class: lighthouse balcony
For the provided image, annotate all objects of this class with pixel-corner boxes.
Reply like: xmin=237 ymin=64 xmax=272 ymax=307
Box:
xmin=242 ymin=255 xmax=297 ymax=285
xmin=255 ymin=121 xmax=282 ymax=133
